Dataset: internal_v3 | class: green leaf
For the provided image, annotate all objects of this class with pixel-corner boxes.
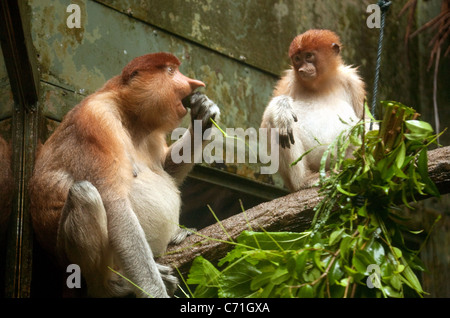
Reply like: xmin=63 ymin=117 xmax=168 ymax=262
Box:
xmin=357 ymin=206 xmax=368 ymax=217
xmin=405 ymin=120 xmax=433 ymax=136
xmin=395 ymin=264 xmax=405 ymax=273
xmin=417 ymin=149 xmax=440 ymax=197
xmin=393 ymin=163 xmax=408 ymax=179
xmin=389 ymin=274 xmax=403 ymax=291
xmin=392 ymin=247 xmax=403 ymax=259
xmin=367 ymin=241 xmax=385 ymax=264
xmin=297 ymin=284 xmax=314 ymax=298
xmin=395 ymin=142 xmax=406 ymax=169
xmin=219 ymin=260 xmax=262 ymax=298
xmin=337 ymin=183 xmax=357 ymax=196
xmin=270 ymin=267 xmax=291 ymax=285
xmin=218 ymin=246 xmax=245 ymax=267
xmin=380 ymin=261 xmax=393 ymax=277
xmin=409 ymin=255 xmax=427 ymax=272
xmin=187 ymin=256 xmax=220 ymax=285
xmin=288 ymin=251 xmax=308 ymax=279
xmin=258 ymin=282 xmax=275 ymax=298
xmin=399 ymin=257 xmax=424 ymax=294
xmin=329 ymin=228 xmax=345 ymax=246
xmin=352 ymin=250 xmax=376 ymax=274
xmin=303 ymin=267 xmax=321 ymax=282
xmin=188 ymin=256 xmax=221 ymax=298
xmin=278 ymin=282 xmax=296 ymax=298
xmin=250 ymin=272 xmax=273 ymax=291
xmin=350 ymin=133 xmax=362 ymax=147
xmin=381 ymin=285 xmax=403 ymax=298
xmin=313 ymin=250 xmax=325 ymax=272
xmin=340 ymin=235 xmax=355 ymax=260
xmin=328 ymin=260 xmax=344 ymax=284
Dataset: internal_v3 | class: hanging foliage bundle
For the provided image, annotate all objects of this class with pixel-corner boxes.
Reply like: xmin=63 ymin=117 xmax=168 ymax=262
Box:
xmin=186 ymin=101 xmax=444 ymax=298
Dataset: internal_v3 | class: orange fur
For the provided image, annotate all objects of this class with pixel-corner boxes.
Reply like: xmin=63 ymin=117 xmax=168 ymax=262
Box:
xmin=287 ymin=30 xmax=343 ymax=92
xmin=288 ymin=29 xmax=342 ymax=57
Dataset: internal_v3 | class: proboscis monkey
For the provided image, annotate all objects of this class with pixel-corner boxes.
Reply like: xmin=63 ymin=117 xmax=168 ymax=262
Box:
xmin=261 ymin=29 xmax=368 ymax=191
xmin=29 ymin=52 xmax=220 ymax=298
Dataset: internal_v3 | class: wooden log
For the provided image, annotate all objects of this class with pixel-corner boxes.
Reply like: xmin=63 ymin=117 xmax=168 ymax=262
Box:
xmin=158 ymin=146 xmax=450 ymax=276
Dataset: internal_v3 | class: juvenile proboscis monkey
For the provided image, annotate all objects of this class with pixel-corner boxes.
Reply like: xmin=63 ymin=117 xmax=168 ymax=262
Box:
xmin=29 ymin=52 xmax=220 ymax=298
xmin=261 ymin=29 xmax=367 ymax=191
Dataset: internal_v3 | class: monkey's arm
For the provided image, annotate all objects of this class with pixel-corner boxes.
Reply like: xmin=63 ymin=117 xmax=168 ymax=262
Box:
xmin=261 ymin=95 xmax=298 ymax=149
xmin=164 ymin=93 xmax=220 ymax=185
xmin=343 ymin=66 xmax=366 ymax=119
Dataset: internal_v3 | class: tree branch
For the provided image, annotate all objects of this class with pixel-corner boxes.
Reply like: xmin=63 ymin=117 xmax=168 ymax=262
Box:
xmin=158 ymin=146 xmax=450 ymax=276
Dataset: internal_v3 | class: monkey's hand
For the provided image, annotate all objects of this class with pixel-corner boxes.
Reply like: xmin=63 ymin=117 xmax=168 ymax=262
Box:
xmin=185 ymin=92 xmax=221 ymax=132
xmin=271 ymin=96 xmax=298 ymax=149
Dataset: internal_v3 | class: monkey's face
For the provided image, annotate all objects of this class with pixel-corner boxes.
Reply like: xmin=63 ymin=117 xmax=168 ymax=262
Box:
xmin=167 ymin=65 xmax=205 ymax=119
xmin=291 ymin=52 xmax=317 ymax=80
xmin=289 ymin=30 xmax=342 ymax=86
xmin=290 ymin=44 xmax=341 ymax=86
xmin=119 ymin=53 xmax=204 ymax=131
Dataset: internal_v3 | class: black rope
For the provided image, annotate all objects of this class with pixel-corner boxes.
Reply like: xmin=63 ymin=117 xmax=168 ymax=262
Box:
xmin=370 ymin=0 xmax=391 ymax=130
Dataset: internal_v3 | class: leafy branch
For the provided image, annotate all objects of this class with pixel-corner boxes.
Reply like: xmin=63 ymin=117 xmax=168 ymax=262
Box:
xmin=183 ymin=101 xmax=444 ymax=298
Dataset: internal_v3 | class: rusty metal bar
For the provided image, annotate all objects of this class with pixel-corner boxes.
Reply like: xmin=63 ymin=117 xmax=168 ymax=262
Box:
xmin=0 ymin=0 xmax=40 ymax=298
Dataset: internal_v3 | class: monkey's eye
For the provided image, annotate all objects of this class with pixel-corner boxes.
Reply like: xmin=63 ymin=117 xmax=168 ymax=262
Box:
xmin=167 ymin=66 xmax=176 ymax=75
xmin=293 ymin=54 xmax=302 ymax=64
xmin=305 ymin=53 xmax=314 ymax=62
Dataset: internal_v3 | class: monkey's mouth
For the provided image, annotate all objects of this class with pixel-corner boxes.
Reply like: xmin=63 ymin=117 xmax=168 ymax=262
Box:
xmin=299 ymin=72 xmax=316 ymax=80
xmin=176 ymin=100 xmax=189 ymax=118
xmin=181 ymin=95 xmax=193 ymax=109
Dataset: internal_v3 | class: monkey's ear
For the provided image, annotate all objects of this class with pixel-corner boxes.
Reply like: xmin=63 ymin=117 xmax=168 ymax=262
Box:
xmin=130 ymin=70 xmax=139 ymax=79
xmin=122 ymin=70 xmax=139 ymax=85
xmin=332 ymin=43 xmax=340 ymax=54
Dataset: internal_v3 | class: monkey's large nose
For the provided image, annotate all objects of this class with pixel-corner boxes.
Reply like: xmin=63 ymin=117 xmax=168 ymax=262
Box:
xmin=176 ymin=71 xmax=205 ymax=92
xmin=188 ymin=78 xmax=205 ymax=91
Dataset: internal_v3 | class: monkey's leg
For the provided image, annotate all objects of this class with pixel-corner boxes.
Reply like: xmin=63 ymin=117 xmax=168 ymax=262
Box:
xmin=103 ymin=195 xmax=173 ymax=298
xmin=57 ymin=181 xmax=134 ymax=297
